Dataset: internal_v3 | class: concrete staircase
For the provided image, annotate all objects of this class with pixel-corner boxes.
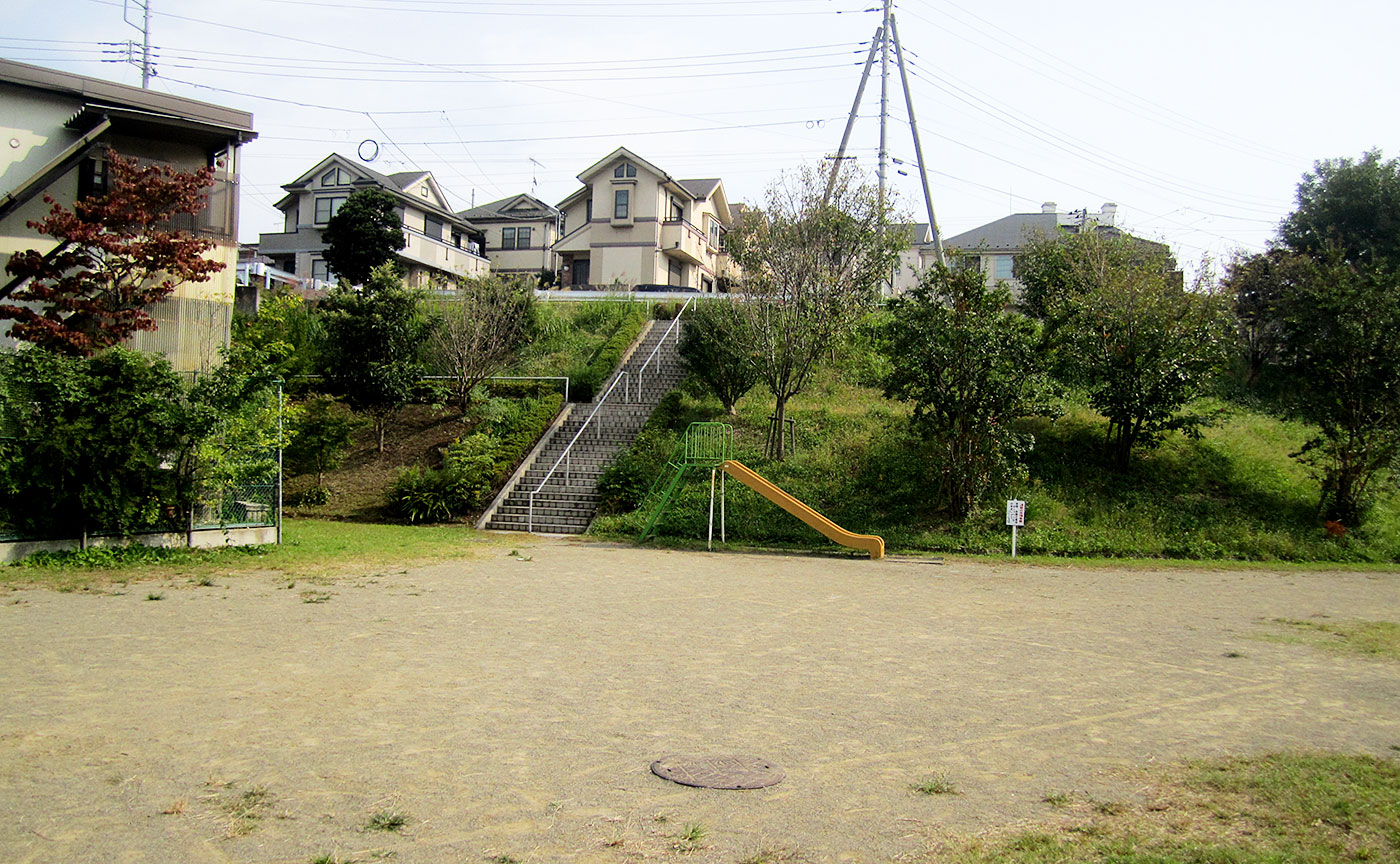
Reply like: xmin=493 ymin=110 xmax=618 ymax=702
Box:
xmin=480 ymin=319 xmax=686 ymax=534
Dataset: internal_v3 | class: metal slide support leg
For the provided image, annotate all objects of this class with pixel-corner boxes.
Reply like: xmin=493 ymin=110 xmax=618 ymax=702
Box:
xmin=720 ymin=469 xmax=726 ymax=543
xmin=708 ymin=468 xmax=716 ymax=551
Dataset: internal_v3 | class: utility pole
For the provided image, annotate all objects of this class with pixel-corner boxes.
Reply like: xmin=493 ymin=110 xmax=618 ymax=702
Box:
xmin=124 ymin=0 xmax=153 ymax=87
xmin=826 ymin=0 xmax=946 ymax=266
xmin=877 ymin=0 xmax=890 ymax=208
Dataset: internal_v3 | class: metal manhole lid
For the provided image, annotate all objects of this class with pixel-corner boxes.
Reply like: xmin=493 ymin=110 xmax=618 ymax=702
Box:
xmin=650 ymin=755 xmax=785 ymax=790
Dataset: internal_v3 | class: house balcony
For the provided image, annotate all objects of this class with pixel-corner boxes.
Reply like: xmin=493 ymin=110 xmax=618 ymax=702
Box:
xmin=257 ymin=228 xmax=322 ymax=255
xmin=661 ymin=217 xmax=707 ymax=266
xmin=401 ymin=227 xmax=489 ymax=278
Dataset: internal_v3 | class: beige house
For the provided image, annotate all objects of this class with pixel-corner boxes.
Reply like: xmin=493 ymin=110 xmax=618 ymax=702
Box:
xmin=0 ymin=59 xmax=256 ymax=371
xmin=457 ymin=193 xmax=559 ymax=281
xmin=259 ymin=153 xmax=488 ymax=290
xmin=553 ymin=147 xmax=734 ymax=291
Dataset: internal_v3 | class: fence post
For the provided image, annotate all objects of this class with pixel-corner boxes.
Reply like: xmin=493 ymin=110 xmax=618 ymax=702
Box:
xmin=276 ymin=380 xmax=284 ymax=546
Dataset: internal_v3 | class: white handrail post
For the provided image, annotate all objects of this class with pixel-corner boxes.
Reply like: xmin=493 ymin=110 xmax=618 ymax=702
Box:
xmin=528 ymin=495 xmax=534 ymax=534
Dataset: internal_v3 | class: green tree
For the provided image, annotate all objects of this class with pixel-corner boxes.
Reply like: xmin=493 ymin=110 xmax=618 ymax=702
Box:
xmin=0 ymin=348 xmax=187 ymax=536
xmin=1280 ymin=150 xmax=1400 ymax=266
xmin=320 ymin=189 xmax=406 ymax=285
xmin=317 ymin=264 xmax=432 ymax=452
xmin=1021 ymin=231 xmax=1231 ymax=468
xmin=426 ymin=275 xmax=535 ymax=413
xmin=284 ymin=396 xmax=366 ymax=491
xmin=1268 ymin=253 xmax=1400 ymax=526
xmin=677 ymin=299 xmax=758 ymax=415
xmin=1234 ymin=151 xmax=1400 ymax=526
xmin=229 ymin=291 xmax=322 ymax=381
xmin=726 ymin=164 xmax=904 ymax=459
xmin=884 ymin=265 xmax=1057 ymax=519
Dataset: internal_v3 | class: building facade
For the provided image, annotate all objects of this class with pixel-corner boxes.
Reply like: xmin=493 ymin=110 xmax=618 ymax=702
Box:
xmin=553 ymin=147 xmax=734 ymax=291
xmin=938 ymin=202 xmax=1126 ymax=298
xmin=259 ymin=153 xmax=488 ymax=290
xmin=0 ymin=59 xmax=257 ymax=371
xmin=457 ymin=193 xmax=559 ymax=281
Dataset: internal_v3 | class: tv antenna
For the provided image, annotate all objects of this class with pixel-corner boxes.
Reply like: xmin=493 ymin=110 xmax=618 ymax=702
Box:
xmin=826 ymin=0 xmax=945 ymax=265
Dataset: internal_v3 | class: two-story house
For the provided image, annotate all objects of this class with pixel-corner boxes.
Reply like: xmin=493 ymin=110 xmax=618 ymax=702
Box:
xmin=0 ymin=59 xmax=257 ymax=371
xmin=553 ymin=147 xmax=734 ymax=291
xmin=456 ymin=193 xmax=559 ymax=281
xmin=258 ymin=153 xmax=488 ymax=290
xmin=938 ymin=202 xmax=1136 ymax=298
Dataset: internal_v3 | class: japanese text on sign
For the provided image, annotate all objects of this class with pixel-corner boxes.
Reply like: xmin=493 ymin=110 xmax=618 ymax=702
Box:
xmin=1005 ymin=499 xmax=1026 ymax=527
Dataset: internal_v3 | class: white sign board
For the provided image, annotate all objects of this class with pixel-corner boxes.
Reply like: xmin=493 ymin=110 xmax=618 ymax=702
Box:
xmin=1005 ymin=500 xmax=1026 ymax=527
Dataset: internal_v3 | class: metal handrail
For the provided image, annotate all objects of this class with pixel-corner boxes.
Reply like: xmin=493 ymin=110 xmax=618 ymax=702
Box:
xmin=527 ymin=370 xmax=630 ymax=533
xmin=635 ymin=295 xmax=694 ymax=401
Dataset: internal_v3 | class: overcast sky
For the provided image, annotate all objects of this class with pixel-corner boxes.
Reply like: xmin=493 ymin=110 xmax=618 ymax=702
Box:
xmin=8 ymin=0 xmax=1398 ymax=276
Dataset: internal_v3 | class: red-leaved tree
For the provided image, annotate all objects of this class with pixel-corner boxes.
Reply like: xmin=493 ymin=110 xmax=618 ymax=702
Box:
xmin=1 ymin=149 xmax=224 ymax=356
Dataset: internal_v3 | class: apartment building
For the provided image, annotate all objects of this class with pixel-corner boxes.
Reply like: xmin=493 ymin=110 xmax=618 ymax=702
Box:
xmin=0 ymin=59 xmax=257 ymax=370
xmin=553 ymin=147 xmax=734 ymax=291
xmin=259 ymin=153 xmax=488 ymax=289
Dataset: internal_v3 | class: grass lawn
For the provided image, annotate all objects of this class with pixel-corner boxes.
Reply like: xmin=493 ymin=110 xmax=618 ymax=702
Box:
xmin=946 ymin=752 xmax=1400 ymax=864
xmin=0 ymin=518 xmax=507 ymax=593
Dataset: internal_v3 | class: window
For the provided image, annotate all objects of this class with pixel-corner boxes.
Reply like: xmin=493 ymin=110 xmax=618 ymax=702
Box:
xmin=311 ymin=259 xmax=332 ymax=282
xmin=516 ymin=226 xmax=531 ymax=248
xmin=320 ymin=167 xmax=352 ymax=186
xmin=314 ymin=196 xmax=347 ymax=224
xmin=702 ymin=276 xmax=714 ymax=292
xmin=613 ymin=162 xmax=637 ymax=179
xmin=994 ymin=255 xmax=1015 ymax=280
xmin=668 ymin=258 xmax=684 ymax=286
xmin=708 ymin=220 xmax=720 ymax=248
xmin=78 ymin=153 xmax=110 ymax=200
xmin=560 ymin=213 xmax=567 ymax=235
xmin=420 ymin=186 xmax=429 ymax=197
xmin=425 ymin=215 xmax=444 ymax=240
xmin=614 ymin=189 xmax=630 ymax=220
xmin=501 ymin=227 xmax=516 ymax=250
xmin=670 ymin=199 xmax=683 ymax=222
xmin=585 ymin=199 xmax=593 ymax=222
xmin=451 ymin=230 xmax=462 ymax=249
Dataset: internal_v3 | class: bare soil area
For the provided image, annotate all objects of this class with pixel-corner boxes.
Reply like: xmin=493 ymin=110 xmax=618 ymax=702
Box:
xmin=1 ymin=543 xmax=1396 ymax=863
xmin=286 ymin=403 xmax=472 ymax=520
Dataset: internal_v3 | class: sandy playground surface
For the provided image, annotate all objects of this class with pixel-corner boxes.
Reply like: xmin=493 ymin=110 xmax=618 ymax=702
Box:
xmin=1 ymin=541 xmax=1397 ymax=863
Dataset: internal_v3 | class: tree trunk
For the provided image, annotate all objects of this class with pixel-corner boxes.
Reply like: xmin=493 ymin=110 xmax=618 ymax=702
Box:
xmin=768 ymin=396 xmax=789 ymax=460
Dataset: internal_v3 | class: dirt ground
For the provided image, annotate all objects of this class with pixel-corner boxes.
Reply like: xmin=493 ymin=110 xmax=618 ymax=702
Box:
xmin=1 ymin=543 xmax=1396 ymax=864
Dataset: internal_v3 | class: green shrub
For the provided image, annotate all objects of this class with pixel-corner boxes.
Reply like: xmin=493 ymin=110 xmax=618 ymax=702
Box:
xmin=284 ymin=396 xmax=366 ymax=488
xmin=567 ymin=303 xmax=646 ymax=402
xmin=387 ymin=393 xmax=562 ymax=523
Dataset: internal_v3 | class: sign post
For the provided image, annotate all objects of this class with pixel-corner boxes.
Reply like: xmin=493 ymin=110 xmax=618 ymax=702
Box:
xmin=1005 ymin=499 xmax=1026 ymax=557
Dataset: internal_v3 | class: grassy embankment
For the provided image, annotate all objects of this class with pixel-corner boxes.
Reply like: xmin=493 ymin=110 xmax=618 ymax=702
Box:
xmin=590 ymin=365 xmax=1400 ymax=563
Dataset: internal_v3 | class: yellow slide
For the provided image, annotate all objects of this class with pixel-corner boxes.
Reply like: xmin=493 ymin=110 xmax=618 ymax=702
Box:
xmin=720 ymin=460 xmax=885 ymax=560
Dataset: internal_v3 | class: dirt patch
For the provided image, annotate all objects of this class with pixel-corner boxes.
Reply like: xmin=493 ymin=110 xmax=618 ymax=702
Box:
xmin=286 ymin=402 xmax=474 ymax=520
xmin=0 ymin=544 xmax=1395 ymax=862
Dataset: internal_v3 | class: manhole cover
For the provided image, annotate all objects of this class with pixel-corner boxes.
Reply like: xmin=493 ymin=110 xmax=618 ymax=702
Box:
xmin=650 ymin=755 xmax=785 ymax=790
